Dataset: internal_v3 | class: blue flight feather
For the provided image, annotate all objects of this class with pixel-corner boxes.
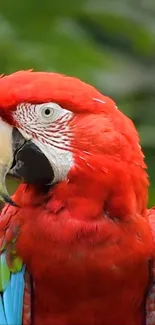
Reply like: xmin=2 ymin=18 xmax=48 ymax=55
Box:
xmin=3 ymin=279 xmax=14 ymax=325
xmin=12 ymin=267 xmax=25 ymax=325
xmin=0 ymin=294 xmax=7 ymax=324
xmin=0 ymin=256 xmax=26 ymax=325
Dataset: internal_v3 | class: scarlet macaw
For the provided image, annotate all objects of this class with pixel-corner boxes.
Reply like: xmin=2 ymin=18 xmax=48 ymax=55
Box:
xmin=0 ymin=71 xmax=154 ymax=325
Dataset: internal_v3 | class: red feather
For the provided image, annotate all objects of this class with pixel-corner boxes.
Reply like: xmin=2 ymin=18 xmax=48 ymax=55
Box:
xmin=0 ymin=71 xmax=153 ymax=324
xmin=0 ymin=179 xmax=152 ymax=325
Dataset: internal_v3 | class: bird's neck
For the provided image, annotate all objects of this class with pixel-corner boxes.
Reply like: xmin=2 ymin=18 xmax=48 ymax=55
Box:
xmin=13 ymin=165 xmax=147 ymax=223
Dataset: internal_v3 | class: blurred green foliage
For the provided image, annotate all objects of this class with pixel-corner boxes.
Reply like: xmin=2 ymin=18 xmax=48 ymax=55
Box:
xmin=0 ymin=0 xmax=155 ymax=206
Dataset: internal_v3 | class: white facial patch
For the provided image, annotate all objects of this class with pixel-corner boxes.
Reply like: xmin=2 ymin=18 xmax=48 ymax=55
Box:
xmin=13 ymin=102 xmax=74 ymax=183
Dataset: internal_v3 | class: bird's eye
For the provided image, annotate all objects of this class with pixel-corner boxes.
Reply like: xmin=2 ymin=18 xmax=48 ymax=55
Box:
xmin=41 ymin=106 xmax=54 ymax=119
xmin=38 ymin=102 xmax=67 ymax=124
xmin=44 ymin=108 xmax=51 ymax=116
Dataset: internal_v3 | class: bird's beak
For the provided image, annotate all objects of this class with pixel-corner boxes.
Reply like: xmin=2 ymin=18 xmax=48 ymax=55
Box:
xmin=0 ymin=119 xmax=25 ymax=206
xmin=0 ymin=118 xmax=54 ymax=206
xmin=0 ymin=118 xmax=15 ymax=205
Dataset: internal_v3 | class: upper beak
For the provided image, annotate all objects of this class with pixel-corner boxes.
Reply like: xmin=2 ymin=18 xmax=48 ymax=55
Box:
xmin=0 ymin=119 xmax=25 ymax=206
xmin=0 ymin=119 xmax=15 ymax=205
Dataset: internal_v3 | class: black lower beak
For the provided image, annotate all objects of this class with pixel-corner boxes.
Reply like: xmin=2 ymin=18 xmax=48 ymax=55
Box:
xmin=9 ymin=128 xmax=54 ymax=185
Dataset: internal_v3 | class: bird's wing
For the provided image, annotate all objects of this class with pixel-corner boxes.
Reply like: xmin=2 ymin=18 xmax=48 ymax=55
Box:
xmin=0 ymin=260 xmax=25 ymax=325
xmin=0 ymin=204 xmax=31 ymax=325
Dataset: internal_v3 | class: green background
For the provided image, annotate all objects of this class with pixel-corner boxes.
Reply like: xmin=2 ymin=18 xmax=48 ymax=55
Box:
xmin=0 ymin=0 xmax=155 ymax=207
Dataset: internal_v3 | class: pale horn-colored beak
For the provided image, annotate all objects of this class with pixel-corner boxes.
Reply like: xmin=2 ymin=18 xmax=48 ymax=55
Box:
xmin=0 ymin=118 xmax=16 ymax=205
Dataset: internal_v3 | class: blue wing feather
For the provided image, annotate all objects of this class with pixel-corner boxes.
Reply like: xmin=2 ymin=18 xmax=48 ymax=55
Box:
xmin=0 ymin=294 xmax=7 ymax=324
xmin=0 ymin=256 xmax=25 ymax=325
xmin=3 ymin=279 xmax=14 ymax=325
xmin=12 ymin=267 xmax=25 ymax=325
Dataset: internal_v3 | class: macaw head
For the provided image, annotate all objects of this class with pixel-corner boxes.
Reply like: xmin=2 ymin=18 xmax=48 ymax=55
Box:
xmin=0 ymin=70 xmax=148 ymax=219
